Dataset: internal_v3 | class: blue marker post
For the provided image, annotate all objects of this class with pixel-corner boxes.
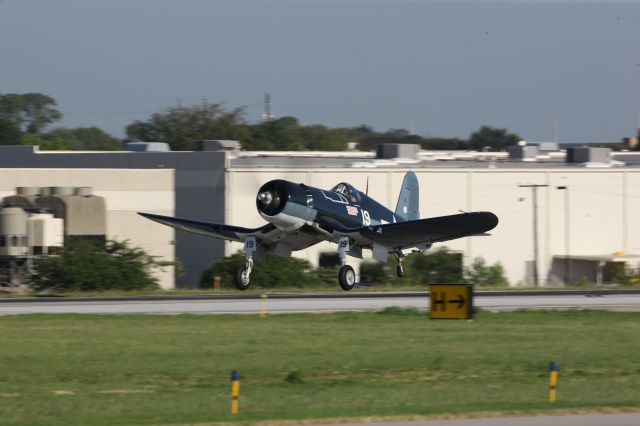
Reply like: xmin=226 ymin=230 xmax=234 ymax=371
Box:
xmin=549 ymin=362 xmax=558 ymax=403
xmin=230 ymin=370 xmax=240 ymax=415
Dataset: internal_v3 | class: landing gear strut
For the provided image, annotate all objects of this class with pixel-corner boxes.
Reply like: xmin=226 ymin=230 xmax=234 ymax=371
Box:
xmin=337 ymin=236 xmax=356 ymax=291
xmin=393 ymin=251 xmax=405 ymax=278
xmin=234 ymin=236 xmax=256 ymax=291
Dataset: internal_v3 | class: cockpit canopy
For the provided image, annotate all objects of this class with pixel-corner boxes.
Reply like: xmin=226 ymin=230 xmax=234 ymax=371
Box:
xmin=330 ymin=182 xmax=362 ymax=204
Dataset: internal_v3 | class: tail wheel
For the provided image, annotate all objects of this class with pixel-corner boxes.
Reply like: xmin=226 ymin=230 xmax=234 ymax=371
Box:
xmin=234 ymin=265 xmax=251 ymax=291
xmin=396 ymin=265 xmax=405 ymax=278
xmin=338 ymin=265 xmax=356 ymax=291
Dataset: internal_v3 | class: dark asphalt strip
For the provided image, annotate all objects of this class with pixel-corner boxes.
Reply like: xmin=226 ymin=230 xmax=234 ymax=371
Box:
xmin=0 ymin=289 xmax=639 ymax=303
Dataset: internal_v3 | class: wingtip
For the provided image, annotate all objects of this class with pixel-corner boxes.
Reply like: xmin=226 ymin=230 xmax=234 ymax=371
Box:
xmin=484 ymin=211 xmax=499 ymax=230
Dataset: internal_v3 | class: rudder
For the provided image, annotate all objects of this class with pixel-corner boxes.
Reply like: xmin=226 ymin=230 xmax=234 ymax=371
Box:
xmin=395 ymin=171 xmax=419 ymax=221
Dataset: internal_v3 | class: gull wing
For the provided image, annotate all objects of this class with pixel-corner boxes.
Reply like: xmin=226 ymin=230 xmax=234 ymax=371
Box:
xmin=357 ymin=212 xmax=499 ymax=250
xmin=137 ymin=212 xmax=278 ymax=243
xmin=139 ymin=212 xmax=326 ymax=255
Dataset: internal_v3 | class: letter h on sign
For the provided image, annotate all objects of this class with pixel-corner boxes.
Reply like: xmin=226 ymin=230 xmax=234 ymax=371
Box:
xmin=432 ymin=292 xmax=447 ymax=312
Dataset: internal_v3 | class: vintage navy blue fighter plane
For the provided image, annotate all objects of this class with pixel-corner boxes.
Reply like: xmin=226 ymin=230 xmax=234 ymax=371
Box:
xmin=139 ymin=171 xmax=498 ymax=291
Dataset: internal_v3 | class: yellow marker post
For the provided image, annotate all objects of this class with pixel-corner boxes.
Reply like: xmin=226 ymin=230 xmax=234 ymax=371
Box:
xmin=230 ymin=370 xmax=240 ymax=415
xmin=549 ymin=362 xmax=558 ymax=403
xmin=260 ymin=294 xmax=268 ymax=318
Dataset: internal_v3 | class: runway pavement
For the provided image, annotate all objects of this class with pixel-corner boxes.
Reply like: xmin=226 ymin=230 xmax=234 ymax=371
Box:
xmin=315 ymin=412 xmax=640 ymax=426
xmin=1 ymin=291 xmax=640 ymax=315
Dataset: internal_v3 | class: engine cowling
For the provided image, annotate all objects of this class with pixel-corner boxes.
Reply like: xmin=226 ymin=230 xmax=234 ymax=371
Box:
xmin=256 ymin=180 xmax=288 ymax=216
xmin=256 ymin=180 xmax=316 ymax=230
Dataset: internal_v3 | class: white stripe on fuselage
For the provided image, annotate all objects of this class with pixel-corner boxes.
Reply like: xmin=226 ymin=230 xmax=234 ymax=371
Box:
xmin=320 ymin=190 xmax=349 ymax=205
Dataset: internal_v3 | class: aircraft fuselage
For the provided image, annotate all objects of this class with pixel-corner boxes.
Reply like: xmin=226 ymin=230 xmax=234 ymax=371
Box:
xmin=256 ymin=179 xmax=398 ymax=234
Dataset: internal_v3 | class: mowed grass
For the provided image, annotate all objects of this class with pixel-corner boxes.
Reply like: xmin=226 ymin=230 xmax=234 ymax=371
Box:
xmin=1 ymin=310 xmax=639 ymax=426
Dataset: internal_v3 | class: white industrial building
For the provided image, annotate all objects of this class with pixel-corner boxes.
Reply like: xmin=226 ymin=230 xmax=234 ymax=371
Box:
xmin=0 ymin=144 xmax=639 ymax=288
xmin=227 ymin=158 xmax=640 ymax=286
xmin=0 ymin=168 xmax=175 ymax=289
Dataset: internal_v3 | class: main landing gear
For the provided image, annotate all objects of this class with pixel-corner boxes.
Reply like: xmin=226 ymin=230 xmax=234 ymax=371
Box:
xmin=393 ymin=251 xmax=405 ymax=278
xmin=233 ymin=235 xmax=361 ymax=291
xmin=337 ymin=236 xmax=356 ymax=291
xmin=234 ymin=236 xmax=256 ymax=291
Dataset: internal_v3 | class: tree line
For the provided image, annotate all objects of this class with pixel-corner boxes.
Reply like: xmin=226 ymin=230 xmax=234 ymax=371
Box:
xmin=1 ymin=92 xmax=522 ymax=152
xmin=0 ymin=93 xmax=122 ymax=150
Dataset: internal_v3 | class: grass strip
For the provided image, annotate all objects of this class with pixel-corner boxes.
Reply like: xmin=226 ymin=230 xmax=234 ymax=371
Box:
xmin=0 ymin=309 xmax=639 ymax=425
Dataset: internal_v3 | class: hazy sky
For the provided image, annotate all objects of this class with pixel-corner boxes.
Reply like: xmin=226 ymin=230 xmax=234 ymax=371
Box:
xmin=1 ymin=0 xmax=639 ymax=142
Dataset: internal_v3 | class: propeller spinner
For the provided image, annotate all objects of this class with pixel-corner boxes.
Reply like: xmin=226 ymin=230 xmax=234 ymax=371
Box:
xmin=257 ymin=190 xmax=279 ymax=208
xmin=256 ymin=181 xmax=288 ymax=216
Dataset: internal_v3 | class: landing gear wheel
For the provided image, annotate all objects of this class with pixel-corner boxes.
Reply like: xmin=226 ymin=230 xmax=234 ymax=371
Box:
xmin=234 ymin=265 xmax=251 ymax=291
xmin=338 ymin=265 xmax=356 ymax=291
xmin=396 ymin=264 xmax=405 ymax=278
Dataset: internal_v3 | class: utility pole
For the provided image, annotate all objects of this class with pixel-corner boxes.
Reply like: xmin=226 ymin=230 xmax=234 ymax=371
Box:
xmin=552 ymin=116 xmax=560 ymax=145
xmin=519 ymin=184 xmax=549 ymax=287
xmin=557 ymin=186 xmax=570 ymax=285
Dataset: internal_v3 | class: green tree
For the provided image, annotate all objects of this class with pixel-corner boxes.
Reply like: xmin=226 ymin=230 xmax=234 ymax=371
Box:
xmin=0 ymin=93 xmax=62 ymax=134
xmin=126 ymin=103 xmax=249 ymax=151
xmin=299 ymin=125 xmax=346 ymax=150
xmin=31 ymin=239 xmax=173 ymax=292
xmin=44 ymin=127 xmax=122 ymax=150
xmin=360 ymin=261 xmax=389 ymax=285
xmin=246 ymin=116 xmax=305 ymax=150
xmin=362 ymin=249 xmax=465 ymax=287
xmin=464 ymin=257 xmax=508 ymax=287
xmin=20 ymin=133 xmax=73 ymax=150
xmin=402 ymin=247 xmax=464 ymax=285
xmin=0 ymin=118 xmax=21 ymax=145
xmin=468 ymin=126 xmax=521 ymax=151
xmin=344 ymin=125 xmax=376 ymax=142
xmin=385 ymin=128 xmax=411 ymax=138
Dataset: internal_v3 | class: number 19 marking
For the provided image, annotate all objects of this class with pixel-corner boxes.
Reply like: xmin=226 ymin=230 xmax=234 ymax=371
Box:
xmin=362 ymin=209 xmax=371 ymax=226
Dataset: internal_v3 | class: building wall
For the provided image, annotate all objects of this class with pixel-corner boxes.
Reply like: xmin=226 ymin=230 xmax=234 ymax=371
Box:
xmin=227 ymin=168 xmax=640 ymax=286
xmin=0 ymin=169 xmax=175 ymax=289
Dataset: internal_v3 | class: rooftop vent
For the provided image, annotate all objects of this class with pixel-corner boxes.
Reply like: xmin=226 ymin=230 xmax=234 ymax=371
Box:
xmin=507 ymin=144 xmax=539 ymax=160
xmin=376 ymin=143 xmax=420 ymax=159
xmin=566 ymin=147 xmax=611 ymax=164
xmin=126 ymin=142 xmax=171 ymax=152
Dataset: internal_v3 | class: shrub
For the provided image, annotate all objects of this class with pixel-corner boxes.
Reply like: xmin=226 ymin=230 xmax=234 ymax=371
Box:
xmin=31 ymin=239 xmax=172 ymax=292
xmin=360 ymin=261 xmax=389 ymax=285
xmin=387 ymin=247 xmax=464 ymax=286
xmin=464 ymin=257 xmax=508 ymax=287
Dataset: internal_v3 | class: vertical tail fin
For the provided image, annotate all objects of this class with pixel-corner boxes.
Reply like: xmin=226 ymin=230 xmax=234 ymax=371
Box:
xmin=395 ymin=171 xmax=419 ymax=221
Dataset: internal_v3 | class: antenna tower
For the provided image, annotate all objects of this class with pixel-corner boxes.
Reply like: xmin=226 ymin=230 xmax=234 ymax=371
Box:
xmin=261 ymin=93 xmax=274 ymax=121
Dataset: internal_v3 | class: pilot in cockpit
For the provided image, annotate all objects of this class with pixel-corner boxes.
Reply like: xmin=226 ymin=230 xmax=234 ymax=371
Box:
xmin=335 ymin=184 xmax=348 ymax=196
xmin=335 ymin=184 xmax=360 ymax=204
